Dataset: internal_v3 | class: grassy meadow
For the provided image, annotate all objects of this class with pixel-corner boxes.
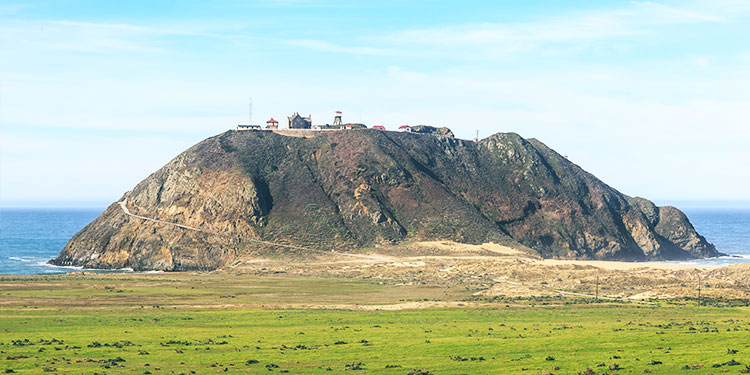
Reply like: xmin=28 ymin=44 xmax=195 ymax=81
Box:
xmin=1 ymin=273 xmax=749 ymax=374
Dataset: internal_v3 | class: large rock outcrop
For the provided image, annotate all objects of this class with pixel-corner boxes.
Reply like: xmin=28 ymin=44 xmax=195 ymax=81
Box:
xmin=53 ymin=129 xmax=719 ymax=271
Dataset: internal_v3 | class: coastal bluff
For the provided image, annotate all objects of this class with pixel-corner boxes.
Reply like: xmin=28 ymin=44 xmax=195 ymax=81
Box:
xmin=53 ymin=129 xmax=718 ymax=271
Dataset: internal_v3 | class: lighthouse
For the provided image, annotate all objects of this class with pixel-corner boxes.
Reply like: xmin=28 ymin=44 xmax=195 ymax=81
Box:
xmin=332 ymin=110 xmax=342 ymax=126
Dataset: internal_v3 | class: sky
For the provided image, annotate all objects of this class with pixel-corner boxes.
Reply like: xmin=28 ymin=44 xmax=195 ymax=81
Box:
xmin=1 ymin=0 xmax=750 ymax=208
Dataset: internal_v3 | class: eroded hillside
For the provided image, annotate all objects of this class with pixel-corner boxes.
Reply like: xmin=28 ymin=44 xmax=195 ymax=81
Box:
xmin=53 ymin=129 xmax=717 ymax=270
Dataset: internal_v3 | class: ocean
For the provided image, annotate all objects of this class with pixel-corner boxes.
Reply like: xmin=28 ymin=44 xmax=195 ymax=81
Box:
xmin=0 ymin=209 xmax=103 ymax=275
xmin=1 ymin=207 xmax=749 ymax=275
xmin=664 ymin=208 xmax=750 ymax=266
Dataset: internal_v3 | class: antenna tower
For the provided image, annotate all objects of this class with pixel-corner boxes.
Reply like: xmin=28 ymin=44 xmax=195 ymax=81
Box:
xmin=248 ymin=97 xmax=253 ymax=124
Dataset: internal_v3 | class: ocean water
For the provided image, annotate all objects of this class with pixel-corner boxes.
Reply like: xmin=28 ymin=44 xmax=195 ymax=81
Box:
xmin=663 ymin=208 xmax=750 ymax=266
xmin=1 ymin=207 xmax=749 ymax=275
xmin=0 ymin=209 xmax=104 ymax=275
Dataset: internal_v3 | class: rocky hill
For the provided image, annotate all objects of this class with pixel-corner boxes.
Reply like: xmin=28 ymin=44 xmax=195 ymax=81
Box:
xmin=53 ymin=129 xmax=719 ymax=271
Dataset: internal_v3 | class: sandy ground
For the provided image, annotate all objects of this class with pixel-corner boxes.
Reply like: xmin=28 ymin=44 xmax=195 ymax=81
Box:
xmin=535 ymin=258 xmax=718 ymax=271
xmin=232 ymin=241 xmax=750 ymax=301
xmin=414 ymin=241 xmax=527 ymax=256
xmin=2 ymin=241 xmax=747 ymax=311
xmin=177 ymin=301 xmax=476 ymax=311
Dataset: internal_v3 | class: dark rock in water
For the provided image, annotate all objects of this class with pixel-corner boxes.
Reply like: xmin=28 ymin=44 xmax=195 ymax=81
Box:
xmin=52 ymin=129 xmax=719 ymax=271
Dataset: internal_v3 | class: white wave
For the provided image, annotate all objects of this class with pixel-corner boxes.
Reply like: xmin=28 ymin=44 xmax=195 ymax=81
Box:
xmin=37 ymin=262 xmax=83 ymax=270
xmin=8 ymin=256 xmax=37 ymax=262
xmin=648 ymin=254 xmax=750 ymax=266
xmin=41 ymin=268 xmax=71 ymax=273
xmin=27 ymin=259 xmax=136 ymax=274
xmin=36 ymin=260 xmax=62 ymax=267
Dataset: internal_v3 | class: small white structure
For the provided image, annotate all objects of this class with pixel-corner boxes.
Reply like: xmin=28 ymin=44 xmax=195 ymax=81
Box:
xmin=344 ymin=124 xmax=353 ymax=130
xmin=312 ymin=124 xmax=327 ymax=130
xmin=237 ymin=124 xmax=261 ymax=131
xmin=398 ymin=125 xmax=411 ymax=132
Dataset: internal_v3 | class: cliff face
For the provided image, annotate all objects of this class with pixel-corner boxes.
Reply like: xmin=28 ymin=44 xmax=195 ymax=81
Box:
xmin=53 ymin=129 xmax=718 ymax=271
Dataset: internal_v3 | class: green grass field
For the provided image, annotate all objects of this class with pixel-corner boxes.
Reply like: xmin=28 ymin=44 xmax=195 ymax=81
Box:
xmin=1 ymin=273 xmax=749 ymax=374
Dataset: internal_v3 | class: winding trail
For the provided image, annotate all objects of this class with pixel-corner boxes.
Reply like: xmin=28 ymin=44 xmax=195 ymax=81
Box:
xmin=118 ymin=200 xmax=204 ymax=232
xmin=117 ymin=199 xmax=393 ymax=262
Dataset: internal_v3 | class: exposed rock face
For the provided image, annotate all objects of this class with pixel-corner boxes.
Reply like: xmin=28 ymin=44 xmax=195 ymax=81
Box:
xmin=53 ymin=129 xmax=719 ymax=271
xmin=410 ymin=125 xmax=454 ymax=137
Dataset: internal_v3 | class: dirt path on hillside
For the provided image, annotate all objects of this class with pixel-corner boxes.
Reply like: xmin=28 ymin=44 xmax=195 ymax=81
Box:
xmin=118 ymin=199 xmax=396 ymax=264
xmin=119 ymin=200 xmax=205 ymax=231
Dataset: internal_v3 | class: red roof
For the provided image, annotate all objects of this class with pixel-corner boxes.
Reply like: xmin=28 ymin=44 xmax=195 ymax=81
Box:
xmin=267 ymin=118 xmax=278 ymax=123
xmin=398 ymin=125 xmax=409 ymax=129
xmin=336 ymin=111 xmax=342 ymax=114
xmin=373 ymin=125 xmax=386 ymax=130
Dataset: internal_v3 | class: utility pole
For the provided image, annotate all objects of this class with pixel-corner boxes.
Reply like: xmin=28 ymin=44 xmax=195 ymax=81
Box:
xmin=595 ymin=273 xmax=599 ymax=301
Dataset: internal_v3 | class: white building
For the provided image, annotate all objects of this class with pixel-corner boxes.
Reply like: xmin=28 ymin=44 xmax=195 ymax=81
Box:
xmin=236 ymin=124 xmax=261 ymax=131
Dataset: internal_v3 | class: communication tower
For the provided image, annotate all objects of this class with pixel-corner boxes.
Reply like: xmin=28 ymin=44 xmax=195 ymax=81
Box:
xmin=248 ymin=97 xmax=253 ymax=124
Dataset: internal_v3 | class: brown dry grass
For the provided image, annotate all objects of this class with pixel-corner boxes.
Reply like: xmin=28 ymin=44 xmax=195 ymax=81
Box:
xmin=229 ymin=241 xmax=750 ymax=301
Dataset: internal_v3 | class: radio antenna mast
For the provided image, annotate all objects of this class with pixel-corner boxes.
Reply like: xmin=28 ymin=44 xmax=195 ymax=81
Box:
xmin=248 ymin=97 xmax=253 ymax=124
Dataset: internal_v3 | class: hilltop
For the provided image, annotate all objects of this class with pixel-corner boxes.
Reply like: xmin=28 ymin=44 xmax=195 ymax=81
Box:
xmin=53 ymin=128 xmax=718 ymax=271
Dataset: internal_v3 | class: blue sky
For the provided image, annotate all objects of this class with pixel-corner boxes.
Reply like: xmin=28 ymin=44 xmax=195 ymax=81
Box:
xmin=2 ymin=0 xmax=750 ymax=207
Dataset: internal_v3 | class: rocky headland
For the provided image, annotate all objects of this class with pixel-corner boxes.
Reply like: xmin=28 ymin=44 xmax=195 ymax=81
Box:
xmin=53 ymin=128 xmax=719 ymax=271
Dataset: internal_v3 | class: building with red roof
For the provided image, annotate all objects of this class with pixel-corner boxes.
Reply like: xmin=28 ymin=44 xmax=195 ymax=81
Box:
xmin=266 ymin=118 xmax=279 ymax=129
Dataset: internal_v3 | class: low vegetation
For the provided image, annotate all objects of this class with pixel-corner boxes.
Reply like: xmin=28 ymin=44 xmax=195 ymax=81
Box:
xmin=1 ymin=272 xmax=748 ymax=374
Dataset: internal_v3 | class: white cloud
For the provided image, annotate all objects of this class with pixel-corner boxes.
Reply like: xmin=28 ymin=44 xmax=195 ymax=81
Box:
xmin=631 ymin=1 xmax=724 ymax=23
xmin=0 ymin=3 xmax=27 ymax=16
xmin=0 ymin=20 xmax=164 ymax=53
xmin=363 ymin=1 xmax=732 ymax=60
xmin=284 ymin=39 xmax=395 ymax=56
xmin=0 ymin=19 xmax=264 ymax=56
xmin=692 ymin=56 xmax=710 ymax=67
